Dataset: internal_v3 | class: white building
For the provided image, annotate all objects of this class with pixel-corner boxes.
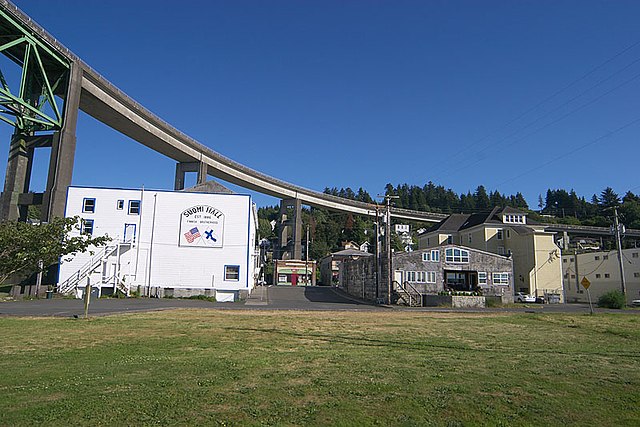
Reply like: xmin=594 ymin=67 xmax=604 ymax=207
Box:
xmin=58 ymin=186 xmax=259 ymax=302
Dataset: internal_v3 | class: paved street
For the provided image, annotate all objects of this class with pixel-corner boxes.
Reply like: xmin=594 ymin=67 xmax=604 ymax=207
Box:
xmin=1 ymin=286 xmax=637 ymax=317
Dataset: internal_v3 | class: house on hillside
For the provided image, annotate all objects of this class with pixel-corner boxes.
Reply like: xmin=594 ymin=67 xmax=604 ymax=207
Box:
xmin=418 ymin=207 xmax=563 ymax=301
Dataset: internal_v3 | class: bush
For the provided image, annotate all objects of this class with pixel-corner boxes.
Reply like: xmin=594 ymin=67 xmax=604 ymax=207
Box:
xmin=597 ymin=290 xmax=626 ymax=309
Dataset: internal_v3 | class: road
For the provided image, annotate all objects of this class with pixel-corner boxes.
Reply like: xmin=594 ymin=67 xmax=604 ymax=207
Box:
xmin=0 ymin=286 xmax=637 ymax=317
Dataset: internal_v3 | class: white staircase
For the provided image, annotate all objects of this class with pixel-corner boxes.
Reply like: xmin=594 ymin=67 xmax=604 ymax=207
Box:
xmin=57 ymin=244 xmax=126 ymax=296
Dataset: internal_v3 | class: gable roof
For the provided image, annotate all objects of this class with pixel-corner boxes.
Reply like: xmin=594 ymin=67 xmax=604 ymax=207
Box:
xmin=426 ymin=207 xmax=538 ymax=233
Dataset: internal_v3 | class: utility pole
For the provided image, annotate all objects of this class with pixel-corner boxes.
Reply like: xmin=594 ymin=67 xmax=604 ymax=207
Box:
xmin=305 ymin=224 xmax=310 ymax=285
xmin=613 ymin=207 xmax=627 ymax=297
xmin=378 ymin=195 xmax=399 ymax=305
xmin=374 ymin=203 xmax=380 ymax=301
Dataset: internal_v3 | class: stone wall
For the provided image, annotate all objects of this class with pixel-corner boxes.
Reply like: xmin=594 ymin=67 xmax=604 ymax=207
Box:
xmin=340 ymin=253 xmax=390 ymax=303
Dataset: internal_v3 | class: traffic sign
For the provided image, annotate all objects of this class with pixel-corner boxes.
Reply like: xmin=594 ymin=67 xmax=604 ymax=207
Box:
xmin=581 ymin=277 xmax=591 ymax=289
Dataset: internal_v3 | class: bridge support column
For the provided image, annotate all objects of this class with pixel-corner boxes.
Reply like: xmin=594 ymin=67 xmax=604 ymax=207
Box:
xmin=277 ymin=198 xmax=302 ymax=260
xmin=174 ymin=161 xmax=207 ymax=190
xmin=0 ymin=133 xmax=33 ymax=221
xmin=0 ymin=64 xmax=82 ymax=222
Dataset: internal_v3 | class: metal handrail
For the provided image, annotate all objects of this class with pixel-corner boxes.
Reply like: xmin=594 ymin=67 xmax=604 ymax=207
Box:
xmin=392 ymin=280 xmax=424 ymax=307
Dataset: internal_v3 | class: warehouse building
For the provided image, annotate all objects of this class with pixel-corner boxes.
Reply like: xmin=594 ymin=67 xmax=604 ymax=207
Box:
xmin=58 ymin=186 xmax=259 ymax=302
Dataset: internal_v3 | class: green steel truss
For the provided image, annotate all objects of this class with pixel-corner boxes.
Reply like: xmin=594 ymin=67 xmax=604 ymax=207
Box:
xmin=0 ymin=9 xmax=70 ymax=133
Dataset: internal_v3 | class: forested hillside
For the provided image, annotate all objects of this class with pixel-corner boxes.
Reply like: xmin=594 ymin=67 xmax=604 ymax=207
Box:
xmin=258 ymin=183 xmax=640 ymax=259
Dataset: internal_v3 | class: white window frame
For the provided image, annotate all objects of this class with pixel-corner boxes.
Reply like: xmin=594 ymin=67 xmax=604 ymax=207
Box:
xmin=128 ymin=200 xmax=141 ymax=215
xmin=81 ymin=218 xmax=94 ymax=235
xmin=492 ymin=272 xmax=509 ymax=285
xmin=478 ymin=272 xmax=487 ymax=285
xmin=224 ymin=265 xmax=240 ymax=281
xmin=422 ymin=249 xmax=440 ymax=262
xmin=116 ymin=199 xmax=124 ymax=210
xmin=82 ymin=198 xmax=95 ymax=213
xmin=426 ymin=271 xmax=436 ymax=283
xmin=498 ymin=246 xmax=506 ymax=255
xmin=445 ymin=248 xmax=469 ymax=263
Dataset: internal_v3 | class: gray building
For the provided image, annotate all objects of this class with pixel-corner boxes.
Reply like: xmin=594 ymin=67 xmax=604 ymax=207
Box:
xmin=341 ymin=245 xmax=514 ymax=304
xmin=319 ymin=248 xmax=373 ymax=286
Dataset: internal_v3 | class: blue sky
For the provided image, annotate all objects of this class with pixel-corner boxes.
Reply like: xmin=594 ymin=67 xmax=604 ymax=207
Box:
xmin=3 ymin=0 xmax=640 ymax=209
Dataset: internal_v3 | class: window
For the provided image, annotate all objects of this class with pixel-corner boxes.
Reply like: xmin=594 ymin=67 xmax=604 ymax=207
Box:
xmin=634 ymin=272 xmax=640 ymax=278
xmin=81 ymin=219 xmax=94 ymax=235
xmin=563 ymin=259 xmax=567 ymax=263
xmin=506 ymin=229 xmax=511 ymax=239
xmin=478 ymin=272 xmax=487 ymax=285
xmin=604 ymin=273 xmax=610 ymax=278
xmin=563 ymin=273 xmax=568 ymax=279
xmin=603 ymin=255 xmax=609 ymax=260
xmin=225 ymin=265 xmax=240 ymax=281
xmin=116 ymin=199 xmax=124 ymax=210
xmin=498 ymin=246 xmax=505 ymax=255
xmin=468 ymin=233 xmax=472 ymax=243
xmin=633 ymin=253 xmax=639 ymax=258
xmin=426 ymin=272 xmax=436 ymax=283
xmin=422 ymin=249 xmax=440 ymax=262
xmin=504 ymin=214 xmax=525 ymax=224
xmin=406 ymin=271 xmax=428 ymax=283
xmin=82 ymin=198 xmax=95 ymax=213
xmin=445 ymin=248 xmax=469 ymax=263
xmin=596 ymin=274 xmax=601 ymax=278
xmin=571 ymin=274 xmax=575 ymax=279
xmin=595 ymin=256 xmax=600 ymax=260
xmin=492 ymin=272 xmax=509 ymax=285
xmin=447 ymin=235 xmax=453 ymax=244
xmin=497 ymin=229 xmax=503 ymax=240
xmin=128 ymin=200 xmax=141 ymax=215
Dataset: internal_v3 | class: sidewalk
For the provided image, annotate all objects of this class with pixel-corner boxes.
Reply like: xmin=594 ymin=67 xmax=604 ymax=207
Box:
xmin=244 ymin=285 xmax=268 ymax=306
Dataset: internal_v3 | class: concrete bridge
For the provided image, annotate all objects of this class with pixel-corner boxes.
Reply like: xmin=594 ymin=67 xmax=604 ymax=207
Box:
xmin=0 ymin=0 xmax=636 ymax=257
xmin=0 ymin=0 xmax=447 ymax=229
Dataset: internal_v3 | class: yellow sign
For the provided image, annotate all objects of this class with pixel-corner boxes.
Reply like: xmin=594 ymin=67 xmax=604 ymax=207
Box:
xmin=581 ymin=277 xmax=591 ymax=289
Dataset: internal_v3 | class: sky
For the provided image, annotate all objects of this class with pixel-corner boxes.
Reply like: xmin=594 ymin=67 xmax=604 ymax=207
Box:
xmin=2 ymin=0 xmax=640 ymax=209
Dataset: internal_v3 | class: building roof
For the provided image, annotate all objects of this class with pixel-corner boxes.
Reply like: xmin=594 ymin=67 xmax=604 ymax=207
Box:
xmin=331 ymin=248 xmax=373 ymax=258
xmin=425 ymin=207 xmax=537 ymax=233
xmin=428 ymin=213 xmax=471 ymax=233
xmin=182 ymin=180 xmax=233 ymax=194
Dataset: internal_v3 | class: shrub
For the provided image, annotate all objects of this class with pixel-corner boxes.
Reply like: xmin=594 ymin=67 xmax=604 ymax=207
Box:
xmin=597 ymin=290 xmax=626 ymax=309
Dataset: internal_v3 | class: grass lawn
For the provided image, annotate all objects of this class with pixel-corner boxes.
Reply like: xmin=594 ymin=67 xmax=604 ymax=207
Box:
xmin=0 ymin=310 xmax=638 ymax=426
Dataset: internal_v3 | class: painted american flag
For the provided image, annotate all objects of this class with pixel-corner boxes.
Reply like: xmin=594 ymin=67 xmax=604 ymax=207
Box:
xmin=184 ymin=227 xmax=201 ymax=243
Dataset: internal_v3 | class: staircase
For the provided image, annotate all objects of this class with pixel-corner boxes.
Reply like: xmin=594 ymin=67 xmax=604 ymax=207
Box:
xmin=57 ymin=244 xmax=120 ymax=295
xmin=393 ymin=280 xmax=424 ymax=307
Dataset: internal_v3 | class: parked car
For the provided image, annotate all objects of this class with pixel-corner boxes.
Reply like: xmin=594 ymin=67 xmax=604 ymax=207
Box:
xmin=631 ymin=299 xmax=640 ymax=307
xmin=515 ymin=292 xmax=536 ymax=303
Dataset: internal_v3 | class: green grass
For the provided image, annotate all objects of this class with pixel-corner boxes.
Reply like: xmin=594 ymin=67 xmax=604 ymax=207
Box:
xmin=0 ymin=310 xmax=639 ymax=426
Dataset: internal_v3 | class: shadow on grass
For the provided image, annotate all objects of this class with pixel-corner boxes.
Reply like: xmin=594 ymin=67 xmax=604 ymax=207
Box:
xmin=223 ymin=326 xmax=640 ymax=359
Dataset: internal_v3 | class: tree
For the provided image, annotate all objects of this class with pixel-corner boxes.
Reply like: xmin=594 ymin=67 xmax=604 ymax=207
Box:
xmin=600 ymin=187 xmax=620 ymax=210
xmin=258 ymin=218 xmax=274 ymax=239
xmin=0 ymin=217 xmax=111 ymax=285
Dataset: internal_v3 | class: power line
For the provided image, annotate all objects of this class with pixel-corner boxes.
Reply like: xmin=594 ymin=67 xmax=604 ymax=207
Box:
xmin=435 ymin=61 xmax=640 ymax=182
xmin=430 ymin=39 xmax=640 ymax=177
xmin=493 ymin=114 xmax=640 ymax=188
